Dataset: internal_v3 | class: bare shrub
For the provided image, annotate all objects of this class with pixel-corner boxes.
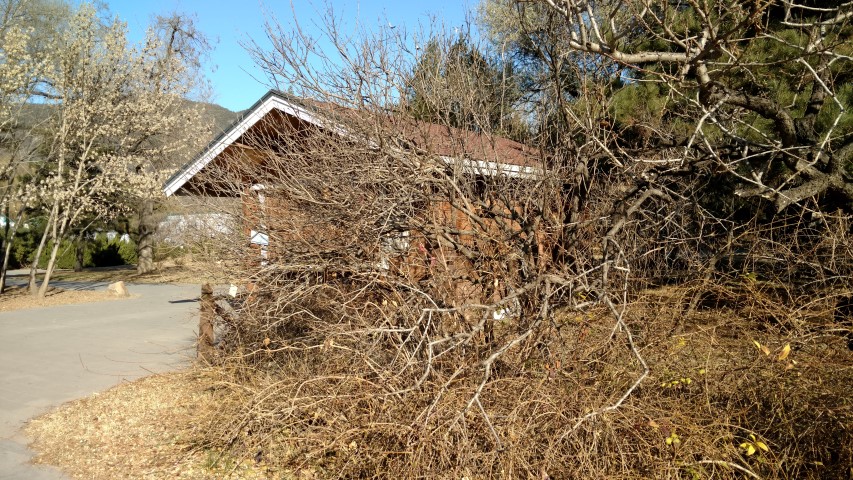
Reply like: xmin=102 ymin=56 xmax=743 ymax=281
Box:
xmin=177 ymin=2 xmax=853 ymax=478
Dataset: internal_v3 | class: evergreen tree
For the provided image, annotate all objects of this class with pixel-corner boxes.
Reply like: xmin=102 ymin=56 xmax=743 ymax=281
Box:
xmin=406 ymin=35 xmax=528 ymax=141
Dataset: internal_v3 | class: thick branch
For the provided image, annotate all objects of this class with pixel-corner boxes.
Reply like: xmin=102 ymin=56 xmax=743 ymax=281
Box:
xmin=700 ymin=82 xmax=799 ymax=148
xmin=772 ymin=141 xmax=853 ymax=210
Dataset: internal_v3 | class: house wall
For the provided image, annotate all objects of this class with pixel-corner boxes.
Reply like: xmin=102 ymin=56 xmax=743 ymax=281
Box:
xmin=239 ymin=181 xmax=532 ymax=312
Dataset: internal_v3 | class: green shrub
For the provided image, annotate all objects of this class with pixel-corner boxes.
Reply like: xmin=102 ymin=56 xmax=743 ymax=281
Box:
xmin=3 ymin=229 xmax=138 ymax=269
xmin=4 ymin=218 xmax=47 ymax=269
xmin=89 ymin=234 xmax=137 ymax=267
xmin=89 ymin=236 xmax=123 ymax=267
xmin=117 ymin=238 xmax=137 ymax=264
xmin=35 ymin=240 xmax=78 ymax=269
xmin=9 ymin=232 xmax=38 ymax=268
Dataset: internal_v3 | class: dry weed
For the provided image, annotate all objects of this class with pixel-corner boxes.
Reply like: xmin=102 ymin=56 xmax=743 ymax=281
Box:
xmin=189 ymin=283 xmax=853 ymax=479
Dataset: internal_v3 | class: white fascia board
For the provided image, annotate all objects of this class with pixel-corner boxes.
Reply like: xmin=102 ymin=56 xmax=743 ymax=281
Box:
xmin=163 ymin=94 xmax=343 ymax=197
xmin=438 ymin=156 xmax=540 ymax=179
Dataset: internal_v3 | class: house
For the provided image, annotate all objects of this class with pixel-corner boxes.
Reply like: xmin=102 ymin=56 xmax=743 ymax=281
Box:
xmin=164 ymin=90 xmax=537 ymax=197
xmin=164 ymin=90 xmax=541 ymax=306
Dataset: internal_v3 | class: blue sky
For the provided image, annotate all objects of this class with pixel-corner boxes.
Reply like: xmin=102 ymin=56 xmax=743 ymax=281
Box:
xmin=103 ymin=1 xmax=475 ymax=111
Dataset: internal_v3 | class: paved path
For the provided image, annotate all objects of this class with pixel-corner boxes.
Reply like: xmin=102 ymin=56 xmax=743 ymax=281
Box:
xmin=0 ymin=279 xmax=201 ymax=479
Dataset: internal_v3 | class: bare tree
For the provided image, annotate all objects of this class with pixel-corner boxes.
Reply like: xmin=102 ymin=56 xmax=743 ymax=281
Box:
xmin=185 ymin=6 xmax=655 ymax=477
xmin=521 ymin=0 xmax=852 ymax=212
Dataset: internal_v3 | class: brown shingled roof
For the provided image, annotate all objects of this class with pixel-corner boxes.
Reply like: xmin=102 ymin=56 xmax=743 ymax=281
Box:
xmin=289 ymin=94 xmax=538 ymax=167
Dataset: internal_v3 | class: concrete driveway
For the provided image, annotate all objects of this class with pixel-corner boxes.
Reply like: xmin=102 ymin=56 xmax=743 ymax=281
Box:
xmin=0 ymin=279 xmax=201 ymax=479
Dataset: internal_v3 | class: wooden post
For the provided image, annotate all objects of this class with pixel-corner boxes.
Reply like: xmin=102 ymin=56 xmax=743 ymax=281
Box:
xmin=199 ymin=283 xmax=215 ymax=361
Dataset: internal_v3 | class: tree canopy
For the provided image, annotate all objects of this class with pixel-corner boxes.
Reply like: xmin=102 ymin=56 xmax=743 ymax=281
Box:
xmin=481 ymin=0 xmax=853 ymax=215
xmin=0 ymin=0 xmax=212 ymax=293
xmin=406 ymin=36 xmax=528 ymax=140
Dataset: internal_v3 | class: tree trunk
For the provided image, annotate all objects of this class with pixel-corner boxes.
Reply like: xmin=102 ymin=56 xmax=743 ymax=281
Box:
xmin=198 ymin=283 xmax=215 ymax=361
xmin=0 ymin=207 xmax=6 ymax=294
xmin=0 ymin=215 xmax=21 ymax=295
xmin=73 ymin=233 xmax=85 ymax=272
xmin=28 ymin=209 xmax=55 ymax=294
xmin=0 ymin=236 xmax=13 ymax=294
xmin=37 ymin=236 xmax=62 ymax=298
xmin=37 ymin=206 xmax=69 ymax=298
xmin=0 ymin=205 xmax=9 ymax=294
xmin=137 ymin=198 xmax=156 ymax=274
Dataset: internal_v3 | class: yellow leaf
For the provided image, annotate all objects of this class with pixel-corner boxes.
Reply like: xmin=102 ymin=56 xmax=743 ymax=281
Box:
xmin=745 ymin=444 xmax=756 ymax=456
xmin=760 ymin=345 xmax=771 ymax=356
xmin=755 ymin=441 xmax=769 ymax=452
xmin=666 ymin=436 xmax=673 ymax=445
xmin=778 ymin=343 xmax=791 ymax=361
xmin=753 ymin=340 xmax=761 ymax=349
xmin=698 ymin=368 xmax=706 ymax=375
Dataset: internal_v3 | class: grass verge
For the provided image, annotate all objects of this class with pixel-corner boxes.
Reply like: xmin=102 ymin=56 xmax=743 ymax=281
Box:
xmin=25 ymin=371 xmax=277 ymax=479
xmin=0 ymin=285 xmax=133 ymax=312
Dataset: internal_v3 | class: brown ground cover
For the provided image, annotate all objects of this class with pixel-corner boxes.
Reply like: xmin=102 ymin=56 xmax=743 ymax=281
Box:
xmin=0 ymin=286 xmax=132 ymax=312
xmin=22 ymin=284 xmax=853 ymax=479
xmin=0 ymin=260 xmax=232 ymax=313
xmin=45 ymin=260 xmax=230 ymax=285
xmin=25 ymin=371 xmax=273 ymax=479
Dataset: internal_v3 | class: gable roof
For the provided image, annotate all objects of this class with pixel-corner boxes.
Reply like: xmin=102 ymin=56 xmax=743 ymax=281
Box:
xmin=164 ymin=90 xmax=538 ymax=197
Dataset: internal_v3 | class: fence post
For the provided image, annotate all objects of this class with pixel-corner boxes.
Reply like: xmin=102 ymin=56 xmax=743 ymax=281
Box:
xmin=198 ymin=283 xmax=215 ymax=361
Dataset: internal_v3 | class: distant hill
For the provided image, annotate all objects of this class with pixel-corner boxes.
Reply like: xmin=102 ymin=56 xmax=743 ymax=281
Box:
xmin=193 ymin=100 xmax=241 ymax=138
xmin=16 ymin=103 xmax=54 ymax=129
xmin=16 ymin=99 xmax=240 ymax=143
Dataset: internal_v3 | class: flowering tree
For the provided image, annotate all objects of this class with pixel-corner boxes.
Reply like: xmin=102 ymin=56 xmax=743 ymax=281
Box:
xmin=24 ymin=3 xmax=207 ymax=295
xmin=135 ymin=11 xmax=213 ymax=274
xmin=0 ymin=0 xmax=60 ymax=291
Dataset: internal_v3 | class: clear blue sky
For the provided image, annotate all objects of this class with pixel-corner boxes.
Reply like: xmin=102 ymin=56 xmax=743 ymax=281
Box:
xmin=102 ymin=1 xmax=475 ymax=112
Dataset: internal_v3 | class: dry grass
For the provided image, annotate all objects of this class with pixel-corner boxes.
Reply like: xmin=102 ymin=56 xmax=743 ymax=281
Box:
xmin=0 ymin=259 xmax=229 ymax=312
xmin=0 ymin=285 xmax=133 ymax=312
xmin=46 ymin=260 xmax=231 ymax=285
xmin=22 ymin=286 xmax=853 ymax=479
xmin=25 ymin=371 xmax=277 ymax=479
xmin=1 ymin=258 xmax=231 ymax=290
